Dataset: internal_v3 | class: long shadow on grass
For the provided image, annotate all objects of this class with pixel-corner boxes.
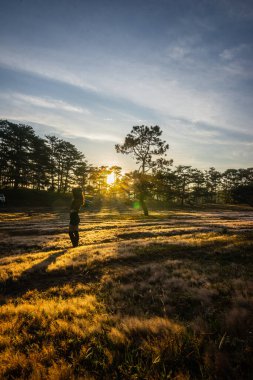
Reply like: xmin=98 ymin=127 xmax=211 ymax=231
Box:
xmin=2 ymin=232 xmax=252 ymax=300
xmin=1 ymin=249 xmax=69 ymax=296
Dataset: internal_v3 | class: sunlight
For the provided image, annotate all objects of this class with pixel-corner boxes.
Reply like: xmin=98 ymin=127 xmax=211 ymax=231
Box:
xmin=107 ymin=172 xmax=115 ymax=185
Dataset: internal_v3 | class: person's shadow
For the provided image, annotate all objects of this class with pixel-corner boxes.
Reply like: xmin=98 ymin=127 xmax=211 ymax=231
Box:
xmin=23 ymin=249 xmax=66 ymax=275
xmin=2 ymin=249 xmax=68 ymax=297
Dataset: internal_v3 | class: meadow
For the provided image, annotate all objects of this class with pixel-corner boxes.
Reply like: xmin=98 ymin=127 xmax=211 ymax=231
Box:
xmin=0 ymin=207 xmax=252 ymax=379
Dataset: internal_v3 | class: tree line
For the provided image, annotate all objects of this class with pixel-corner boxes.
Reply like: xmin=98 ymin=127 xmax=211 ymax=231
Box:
xmin=0 ymin=120 xmax=88 ymax=192
xmin=0 ymin=120 xmax=252 ymax=213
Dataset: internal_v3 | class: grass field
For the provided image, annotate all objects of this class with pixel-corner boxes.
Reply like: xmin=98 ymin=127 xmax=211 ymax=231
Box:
xmin=0 ymin=208 xmax=252 ymax=379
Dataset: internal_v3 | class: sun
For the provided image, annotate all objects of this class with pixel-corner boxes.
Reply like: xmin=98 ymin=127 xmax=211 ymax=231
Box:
xmin=107 ymin=172 xmax=116 ymax=185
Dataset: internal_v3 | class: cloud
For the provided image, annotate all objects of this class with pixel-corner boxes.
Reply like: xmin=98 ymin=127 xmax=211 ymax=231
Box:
xmin=1 ymin=39 xmax=252 ymax=137
xmin=2 ymin=112 xmax=121 ymax=143
xmin=166 ymin=46 xmax=190 ymax=60
xmin=194 ymin=121 xmax=253 ymax=144
xmin=1 ymin=0 xmax=253 ymax=172
xmin=12 ymin=93 xmax=90 ymax=114
xmin=219 ymin=44 xmax=253 ymax=79
xmin=0 ymin=47 xmax=98 ymax=93
xmin=219 ymin=45 xmax=248 ymax=61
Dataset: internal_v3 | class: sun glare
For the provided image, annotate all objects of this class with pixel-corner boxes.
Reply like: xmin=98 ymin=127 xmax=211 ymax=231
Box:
xmin=107 ymin=172 xmax=115 ymax=185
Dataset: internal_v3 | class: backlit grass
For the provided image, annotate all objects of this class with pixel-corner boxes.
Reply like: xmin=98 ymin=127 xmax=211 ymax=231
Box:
xmin=0 ymin=209 xmax=252 ymax=379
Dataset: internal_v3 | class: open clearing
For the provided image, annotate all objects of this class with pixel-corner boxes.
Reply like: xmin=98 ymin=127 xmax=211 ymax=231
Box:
xmin=0 ymin=208 xmax=252 ymax=379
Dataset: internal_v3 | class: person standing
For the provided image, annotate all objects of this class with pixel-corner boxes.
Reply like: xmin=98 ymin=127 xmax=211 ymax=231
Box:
xmin=69 ymin=188 xmax=83 ymax=247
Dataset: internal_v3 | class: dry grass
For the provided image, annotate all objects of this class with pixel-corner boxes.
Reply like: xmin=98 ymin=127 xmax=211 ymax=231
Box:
xmin=0 ymin=208 xmax=252 ymax=379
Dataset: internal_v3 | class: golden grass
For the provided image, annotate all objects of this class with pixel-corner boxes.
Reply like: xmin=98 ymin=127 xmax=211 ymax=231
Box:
xmin=0 ymin=209 xmax=252 ymax=379
xmin=0 ymin=251 xmax=59 ymax=282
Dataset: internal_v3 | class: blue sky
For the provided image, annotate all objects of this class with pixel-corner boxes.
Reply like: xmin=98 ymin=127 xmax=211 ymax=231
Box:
xmin=0 ymin=0 xmax=253 ymax=171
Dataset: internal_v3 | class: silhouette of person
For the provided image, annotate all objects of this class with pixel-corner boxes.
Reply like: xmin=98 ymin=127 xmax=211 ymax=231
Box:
xmin=69 ymin=188 xmax=83 ymax=247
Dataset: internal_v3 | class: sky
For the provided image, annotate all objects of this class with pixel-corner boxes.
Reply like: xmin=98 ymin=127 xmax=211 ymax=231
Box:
xmin=0 ymin=0 xmax=253 ymax=171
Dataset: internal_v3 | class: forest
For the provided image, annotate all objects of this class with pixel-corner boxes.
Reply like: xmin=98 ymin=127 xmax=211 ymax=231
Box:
xmin=0 ymin=119 xmax=252 ymax=212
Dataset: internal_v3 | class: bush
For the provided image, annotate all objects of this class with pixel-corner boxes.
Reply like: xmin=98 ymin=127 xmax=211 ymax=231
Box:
xmin=231 ymin=183 xmax=253 ymax=206
xmin=0 ymin=188 xmax=72 ymax=208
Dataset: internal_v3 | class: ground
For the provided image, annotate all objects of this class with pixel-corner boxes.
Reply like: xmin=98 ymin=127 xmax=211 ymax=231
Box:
xmin=0 ymin=208 xmax=252 ymax=379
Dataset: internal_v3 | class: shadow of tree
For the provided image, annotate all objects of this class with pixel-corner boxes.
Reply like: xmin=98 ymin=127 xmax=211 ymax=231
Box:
xmin=0 ymin=211 xmax=252 ymax=380
xmin=2 ymin=231 xmax=252 ymax=302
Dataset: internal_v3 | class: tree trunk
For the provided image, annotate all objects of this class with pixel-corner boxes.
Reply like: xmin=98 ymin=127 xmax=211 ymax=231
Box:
xmin=139 ymin=193 xmax=149 ymax=216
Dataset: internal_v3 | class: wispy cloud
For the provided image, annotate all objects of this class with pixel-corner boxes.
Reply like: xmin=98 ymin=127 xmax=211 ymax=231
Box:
xmin=219 ymin=44 xmax=253 ymax=78
xmin=0 ymin=43 xmax=251 ymax=136
xmin=219 ymin=44 xmax=248 ymax=61
xmin=1 ymin=0 xmax=253 ymax=170
xmin=12 ymin=93 xmax=90 ymax=114
xmin=0 ymin=48 xmax=98 ymax=93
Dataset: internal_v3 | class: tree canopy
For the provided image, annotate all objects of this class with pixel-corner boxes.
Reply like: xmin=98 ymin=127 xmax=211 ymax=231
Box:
xmin=1 ymin=120 xmax=252 ymax=209
xmin=115 ymin=125 xmax=171 ymax=174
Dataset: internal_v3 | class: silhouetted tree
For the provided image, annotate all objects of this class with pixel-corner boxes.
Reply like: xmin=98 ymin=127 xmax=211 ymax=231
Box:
xmin=0 ymin=121 xmax=88 ymax=193
xmin=30 ymin=135 xmax=51 ymax=190
xmin=1 ymin=119 xmax=252 ymax=209
xmin=231 ymin=183 xmax=253 ymax=206
xmin=115 ymin=125 xmax=170 ymax=215
xmin=45 ymin=135 xmax=61 ymax=191
xmin=205 ymin=167 xmax=222 ymax=203
xmin=190 ymin=169 xmax=207 ymax=204
xmin=45 ymin=136 xmax=85 ymax=193
xmin=118 ymin=172 xmax=135 ymax=200
xmin=0 ymin=120 xmax=35 ymax=188
xmin=60 ymin=141 xmax=84 ymax=193
xmin=222 ymin=169 xmax=242 ymax=203
xmin=74 ymin=160 xmax=90 ymax=191
xmin=88 ymin=166 xmax=110 ymax=196
xmin=237 ymin=168 xmax=253 ymax=185
xmin=0 ymin=123 xmax=9 ymax=186
xmin=151 ymin=160 xmax=175 ymax=202
xmin=174 ymin=166 xmax=192 ymax=206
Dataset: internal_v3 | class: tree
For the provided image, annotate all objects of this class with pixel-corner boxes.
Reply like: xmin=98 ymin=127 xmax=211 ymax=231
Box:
xmin=30 ymin=135 xmax=51 ymax=190
xmin=115 ymin=125 xmax=170 ymax=215
xmin=118 ymin=172 xmax=135 ymax=201
xmin=190 ymin=168 xmax=207 ymax=204
xmin=0 ymin=120 xmax=90 ymax=193
xmin=151 ymin=159 xmax=176 ymax=203
xmin=221 ymin=169 xmax=241 ymax=203
xmin=106 ymin=166 xmax=123 ymax=199
xmin=174 ymin=166 xmax=192 ymax=206
xmin=59 ymin=141 xmax=84 ymax=193
xmin=0 ymin=120 xmax=35 ymax=188
xmin=74 ymin=160 xmax=90 ymax=191
xmin=221 ymin=168 xmax=253 ymax=204
xmin=205 ymin=167 xmax=222 ymax=203
xmin=88 ymin=166 xmax=110 ymax=196
xmin=45 ymin=135 xmax=61 ymax=191
xmin=115 ymin=125 xmax=169 ymax=173
xmin=231 ymin=183 xmax=253 ymax=206
xmin=0 ymin=123 xmax=9 ymax=186
xmin=45 ymin=136 xmax=85 ymax=193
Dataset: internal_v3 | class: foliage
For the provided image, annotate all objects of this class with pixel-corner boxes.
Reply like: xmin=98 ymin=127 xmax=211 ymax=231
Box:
xmin=115 ymin=125 xmax=170 ymax=174
xmin=115 ymin=125 xmax=171 ymax=215
xmin=0 ymin=120 xmax=87 ymax=193
xmin=1 ymin=120 xmax=253 ymax=207
xmin=231 ymin=183 xmax=253 ymax=206
xmin=0 ymin=120 xmax=37 ymax=188
xmin=0 ymin=188 xmax=72 ymax=207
